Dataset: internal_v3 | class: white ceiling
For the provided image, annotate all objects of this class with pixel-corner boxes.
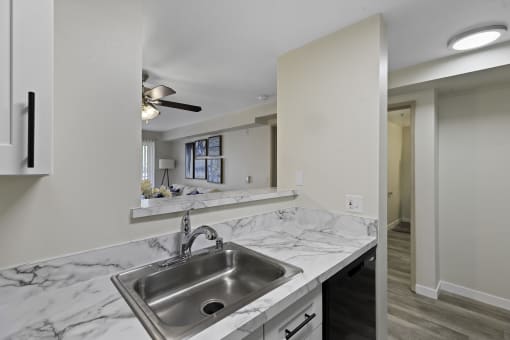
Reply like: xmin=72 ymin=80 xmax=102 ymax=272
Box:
xmin=142 ymin=0 xmax=510 ymax=131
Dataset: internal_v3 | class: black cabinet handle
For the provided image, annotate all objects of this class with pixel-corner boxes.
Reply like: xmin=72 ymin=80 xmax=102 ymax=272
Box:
xmin=27 ymin=91 xmax=35 ymax=168
xmin=285 ymin=313 xmax=316 ymax=339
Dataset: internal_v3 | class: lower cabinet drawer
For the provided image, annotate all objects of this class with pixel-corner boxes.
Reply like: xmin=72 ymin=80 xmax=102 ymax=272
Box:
xmin=264 ymin=286 xmax=322 ymax=340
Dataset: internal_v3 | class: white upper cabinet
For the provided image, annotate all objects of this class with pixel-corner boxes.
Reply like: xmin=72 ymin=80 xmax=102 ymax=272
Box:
xmin=0 ymin=0 xmax=53 ymax=175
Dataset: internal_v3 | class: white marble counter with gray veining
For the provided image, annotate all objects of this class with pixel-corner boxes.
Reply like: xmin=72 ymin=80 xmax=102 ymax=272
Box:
xmin=0 ymin=207 xmax=377 ymax=340
xmin=132 ymin=188 xmax=298 ymax=218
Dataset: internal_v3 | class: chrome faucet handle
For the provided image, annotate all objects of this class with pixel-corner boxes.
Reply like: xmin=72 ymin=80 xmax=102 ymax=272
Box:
xmin=181 ymin=210 xmax=191 ymax=235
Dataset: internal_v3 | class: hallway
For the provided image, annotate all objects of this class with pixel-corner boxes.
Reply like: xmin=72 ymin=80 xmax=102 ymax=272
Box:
xmin=388 ymin=228 xmax=510 ymax=339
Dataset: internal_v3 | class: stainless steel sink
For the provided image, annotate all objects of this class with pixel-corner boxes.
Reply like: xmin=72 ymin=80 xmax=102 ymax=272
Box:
xmin=112 ymin=242 xmax=302 ymax=340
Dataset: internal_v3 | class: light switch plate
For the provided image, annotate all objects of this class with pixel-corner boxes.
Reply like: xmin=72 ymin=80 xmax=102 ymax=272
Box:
xmin=345 ymin=194 xmax=363 ymax=213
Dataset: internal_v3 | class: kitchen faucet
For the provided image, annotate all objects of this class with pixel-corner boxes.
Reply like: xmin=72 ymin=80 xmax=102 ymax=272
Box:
xmin=179 ymin=210 xmax=223 ymax=258
xmin=159 ymin=210 xmax=223 ymax=268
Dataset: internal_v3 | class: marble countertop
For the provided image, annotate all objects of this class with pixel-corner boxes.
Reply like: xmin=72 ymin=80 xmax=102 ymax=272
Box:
xmin=132 ymin=188 xmax=298 ymax=218
xmin=0 ymin=207 xmax=377 ymax=340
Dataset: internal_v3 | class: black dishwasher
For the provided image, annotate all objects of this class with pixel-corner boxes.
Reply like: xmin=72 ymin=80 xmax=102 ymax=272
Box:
xmin=323 ymin=246 xmax=376 ymax=339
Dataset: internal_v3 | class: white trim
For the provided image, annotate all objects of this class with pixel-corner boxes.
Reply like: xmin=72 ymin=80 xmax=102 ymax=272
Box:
xmin=401 ymin=217 xmax=410 ymax=223
xmin=387 ymin=218 xmax=401 ymax=230
xmin=415 ymin=282 xmax=439 ymax=299
xmin=439 ymin=281 xmax=510 ymax=312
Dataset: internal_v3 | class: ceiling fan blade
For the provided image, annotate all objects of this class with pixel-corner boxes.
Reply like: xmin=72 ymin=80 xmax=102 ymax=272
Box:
xmin=144 ymin=85 xmax=176 ymax=101
xmin=156 ymin=100 xmax=202 ymax=112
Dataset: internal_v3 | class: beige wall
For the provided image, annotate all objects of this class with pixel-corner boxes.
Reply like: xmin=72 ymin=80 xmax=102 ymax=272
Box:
xmin=388 ymin=122 xmax=411 ymax=227
xmin=389 ymin=42 xmax=510 ymax=90
xmin=277 ymin=16 xmax=384 ymax=217
xmin=438 ymin=83 xmax=510 ymax=300
xmin=0 ymin=1 xmax=386 ymax=271
xmin=400 ymin=127 xmax=412 ymax=221
xmin=387 ymin=122 xmax=411 ymax=226
xmin=390 ymin=90 xmax=439 ymax=292
xmin=0 ymin=0 xmax=294 ymax=268
xmin=387 ymin=122 xmax=402 ymax=224
xmin=0 ymin=8 xmax=388 ymax=335
xmin=160 ymin=101 xmax=276 ymax=141
xmin=277 ymin=15 xmax=387 ymax=338
xmin=155 ymin=125 xmax=272 ymax=190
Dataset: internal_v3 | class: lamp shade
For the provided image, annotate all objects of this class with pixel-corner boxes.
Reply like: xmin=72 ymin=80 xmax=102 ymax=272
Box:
xmin=159 ymin=159 xmax=175 ymax=169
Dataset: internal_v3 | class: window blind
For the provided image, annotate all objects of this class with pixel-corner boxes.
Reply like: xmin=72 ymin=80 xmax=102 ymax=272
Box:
xmin=141 ymin=139 xmax=155 ymax=186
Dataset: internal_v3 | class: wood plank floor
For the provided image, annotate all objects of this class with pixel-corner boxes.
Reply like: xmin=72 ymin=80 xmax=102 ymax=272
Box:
xmin=387 ymin=227 xmax=510 ymax=340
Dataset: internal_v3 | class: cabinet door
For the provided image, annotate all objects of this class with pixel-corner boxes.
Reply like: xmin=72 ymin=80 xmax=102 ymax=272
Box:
xmin=264 ymin=286 xmax=322 ymax=340
xmin=0 ymin=0 xmax=53 ymax=175
xmin=243 ymin=326 xmax=263 ymax=340
xmin=307 ymin=325 xmax=322 ymax=340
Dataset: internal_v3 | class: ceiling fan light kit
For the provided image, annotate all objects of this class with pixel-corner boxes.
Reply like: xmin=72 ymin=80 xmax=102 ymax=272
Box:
xmin=141 ymin=71 xmax=202 ymax=121
xmin=142 ymin=103 xmax=160 ymax=121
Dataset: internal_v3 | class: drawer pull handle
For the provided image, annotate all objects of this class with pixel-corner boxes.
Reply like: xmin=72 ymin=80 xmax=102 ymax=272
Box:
xmin=27 ymin=91 xmax=35 ymax=168
xmin=284 ymin=313 xmax=316 ymax=339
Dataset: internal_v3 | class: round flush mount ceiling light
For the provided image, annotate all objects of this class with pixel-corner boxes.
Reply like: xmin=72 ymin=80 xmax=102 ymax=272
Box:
xmin=448 ymin=25 xmax=507 ymax=51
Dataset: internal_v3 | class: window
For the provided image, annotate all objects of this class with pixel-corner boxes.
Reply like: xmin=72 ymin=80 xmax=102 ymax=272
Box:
xmin=141 ymin=139 xmax=155 ymax=186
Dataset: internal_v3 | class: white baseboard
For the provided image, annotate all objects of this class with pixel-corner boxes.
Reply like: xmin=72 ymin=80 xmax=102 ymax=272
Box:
xmin=439 ymin=281 xmax=510 ymax=311
xmin=401 ymin=217 xmax=410 ymax=223
xmin=387 ymin=219 xmax=401 ymax=230
xmin=416 ymin=280 xmax=510 ymax=310
xmin=415 ymin=282 xmax=439 ymax=299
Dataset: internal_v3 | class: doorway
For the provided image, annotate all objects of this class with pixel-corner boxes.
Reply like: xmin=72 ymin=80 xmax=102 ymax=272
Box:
xmin=387 ymin=103 xmax=415 ymax=291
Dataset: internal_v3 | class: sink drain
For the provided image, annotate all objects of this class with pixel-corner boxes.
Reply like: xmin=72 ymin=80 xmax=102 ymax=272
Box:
xmin=201 ymin=299 xmax=225 ymax=315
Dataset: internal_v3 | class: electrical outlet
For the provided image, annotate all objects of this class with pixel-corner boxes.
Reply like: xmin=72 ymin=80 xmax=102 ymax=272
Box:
xmin=345 ymin=194 xmax=363 ymax=213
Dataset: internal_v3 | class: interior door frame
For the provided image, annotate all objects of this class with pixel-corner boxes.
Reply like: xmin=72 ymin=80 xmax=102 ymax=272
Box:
xmin=270 ymin=124 xmax=277 ymax=188
xmin=388 ymin=101 xmax=416 ymax=291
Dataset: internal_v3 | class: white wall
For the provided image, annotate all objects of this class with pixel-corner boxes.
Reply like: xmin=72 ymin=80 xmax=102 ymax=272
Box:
xmin=389 ymin=90 xmax=439 ymax=292
xmin=0 ymin=0 xmax=295 ymax=268
xmin=155 ymin=125 xmax=272 ymax=190
xmin=438 ymin=83 xmax=510 ymax=300
xmin=277 ymin=15 xmax=387 ymax=338
xmin=387 ymin=122 xmax=402 ymax=224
